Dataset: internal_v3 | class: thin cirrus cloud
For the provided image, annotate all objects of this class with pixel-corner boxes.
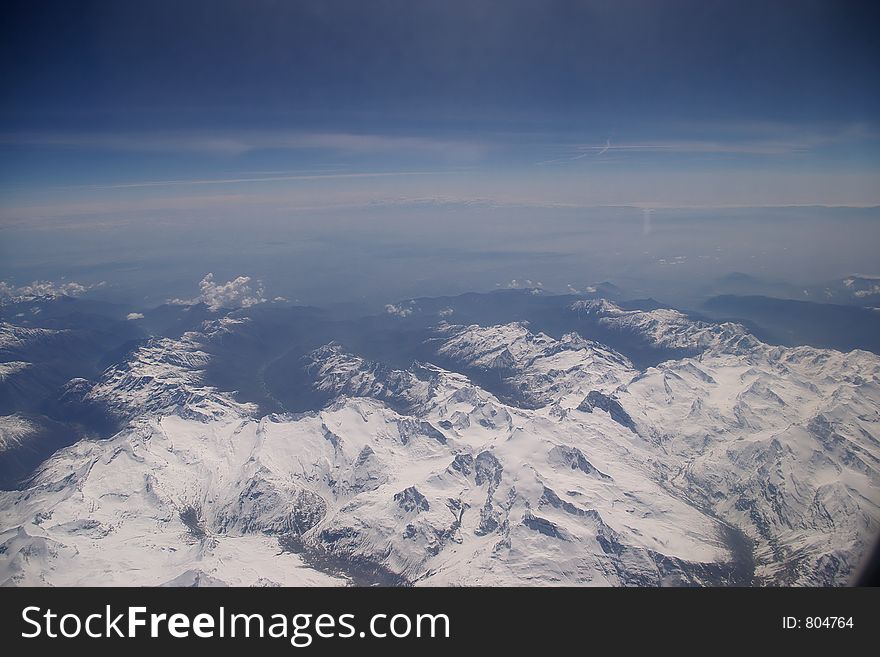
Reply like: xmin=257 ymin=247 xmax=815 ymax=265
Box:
xmin=7 ymin=124 xmax=867 ymax=165
xmin=72 ymin=170 xmax=455 ymax=191
xmin=536 ymin=123 xmax=878 ymax=165
xmin=4 ymin=170 xmax=880 ymax=227
xmin=1 ymin=122 xmax=877 ymax=220
xmin=538 ymin=139 xmax=856 ymax=165
xmin=0 ymin=130 xmax=490 ymax=159
xmin=3 ymin=123 xmax=874 ymax=177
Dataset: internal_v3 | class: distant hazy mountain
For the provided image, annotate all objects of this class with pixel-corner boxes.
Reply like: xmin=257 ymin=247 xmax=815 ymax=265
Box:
xmin=703 ymin=272 xmax=880 ymax=307
xmin=701 ymin=295 xmax=880 ymax=354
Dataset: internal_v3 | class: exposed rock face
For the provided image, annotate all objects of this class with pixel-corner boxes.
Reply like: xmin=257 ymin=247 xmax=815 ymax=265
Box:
xmin=576 ymin=391 xmax=637 ymax=433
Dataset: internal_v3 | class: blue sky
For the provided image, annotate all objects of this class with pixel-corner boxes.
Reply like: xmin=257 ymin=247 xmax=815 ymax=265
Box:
xmin=1 ymin=1 xmax=880 ymax=309
xmin=1 ymin=0 xmax=878 ymax=219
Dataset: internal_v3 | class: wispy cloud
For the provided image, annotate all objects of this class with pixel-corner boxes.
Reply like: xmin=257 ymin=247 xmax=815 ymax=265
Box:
xmin=537 ymin=122 xmax=878 ymax=165
xmin=0 ymin=130 xmax=489 ymax=159
xmin=74 ymin=170 xmax=453 ymax=191
xmin=538 ymin=139 xmax=813 ymax=165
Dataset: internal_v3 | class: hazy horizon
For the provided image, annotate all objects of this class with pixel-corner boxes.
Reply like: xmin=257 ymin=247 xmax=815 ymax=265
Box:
xmin=3 ymin=1 xmax=879 ymax=312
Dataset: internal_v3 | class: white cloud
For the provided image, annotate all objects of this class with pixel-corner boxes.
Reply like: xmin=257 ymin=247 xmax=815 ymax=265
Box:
xmin=437 ymin=307 xmax=454 ymax=317
xmin=126 ymin=312 xmax=144 ymax=320
xmin=0 ymin=279 xmax=102 ymax=303
xmin=171 ymin=273 xmax=266 ymax=312
xmin=566 ymin=283 xmax=600 ymax=295
xmin=501 ymin=279 xmax=544 ymax=290
xmin=854 ymin=285 xmax=880 ymax=298
xmin=385 ymin=301 xmax=415 ymax=318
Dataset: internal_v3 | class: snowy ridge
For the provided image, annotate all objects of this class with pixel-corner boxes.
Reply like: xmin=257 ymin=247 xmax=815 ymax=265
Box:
xmin=304 ymin=343 xmax=435 ymax=413
xmin=0 ymin=361 xmax=30 ymax=382
xmin=617 ymin=345 xmax=880 ymax=584
xmin=0 ymin=323 xmax=71 ymax=355
xmin=0 ymin=415 xmax=39 ymax=453
xmin=0 ymin=382 xmax=740 ymax=586
xmin=0 ymin=302 xmax=878 ymax=586
xmin=570 ymin=299 xmax=760 ymax=353
xmin=435 ymin=322 xmax=636 ymax=407
xmin=83 ymin=318 xmax=256 ymax=422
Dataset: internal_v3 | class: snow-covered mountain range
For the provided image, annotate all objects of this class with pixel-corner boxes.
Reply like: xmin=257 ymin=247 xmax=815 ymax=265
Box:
xmin=1 ymin=297 xmax=878 ymax=586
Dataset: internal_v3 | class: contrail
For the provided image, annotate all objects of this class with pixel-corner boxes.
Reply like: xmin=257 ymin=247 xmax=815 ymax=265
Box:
xmin=537 ymin=138 xmax=612 ymax=165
